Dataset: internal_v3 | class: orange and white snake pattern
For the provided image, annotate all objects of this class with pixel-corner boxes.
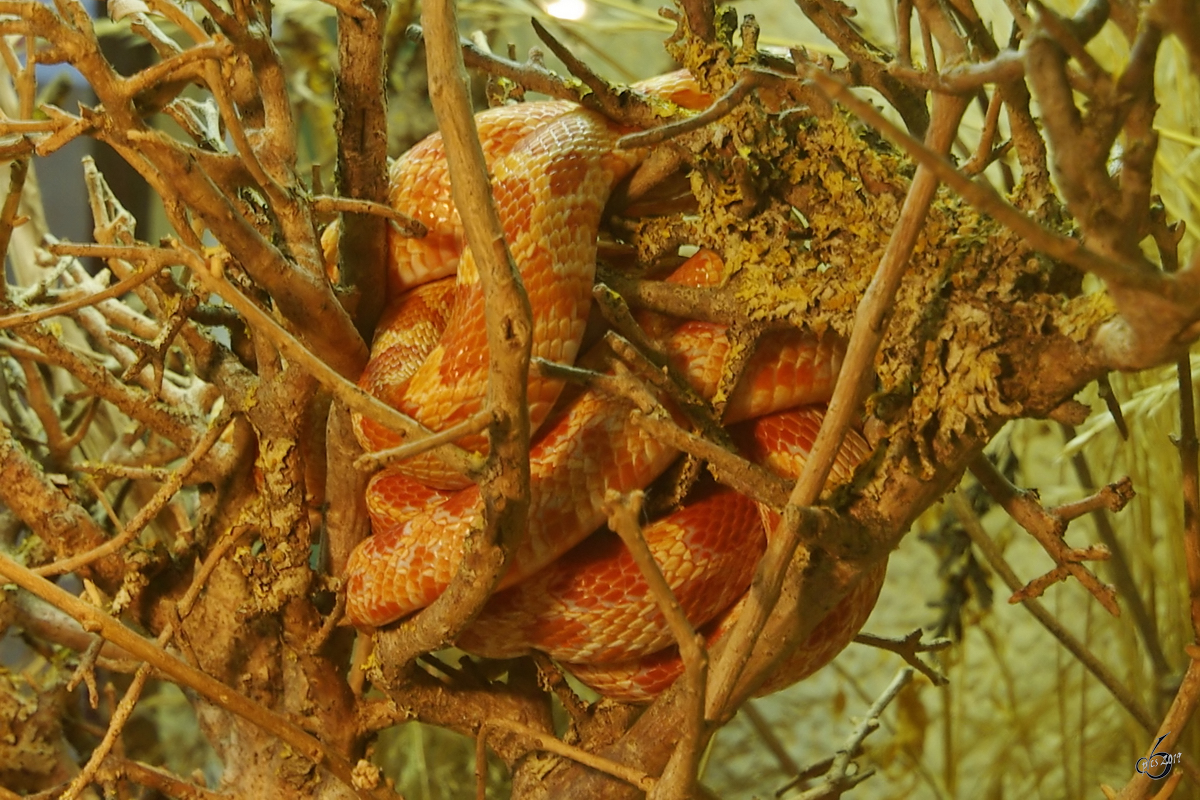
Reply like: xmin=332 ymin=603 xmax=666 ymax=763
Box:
xmin=342 ymin=73 xmax=886 ymax=703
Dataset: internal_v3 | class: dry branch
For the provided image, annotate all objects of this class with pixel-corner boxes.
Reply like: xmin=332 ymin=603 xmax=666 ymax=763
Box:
xmin=969 ymin=452 xmax=1121 ymax=613
xmin=0 ymin=551 xmax=393 ymax=800
xmin=370 ymin=0 xmax=534 ymax=676
xmin=604 ymin=490 xmax=707 ymax=800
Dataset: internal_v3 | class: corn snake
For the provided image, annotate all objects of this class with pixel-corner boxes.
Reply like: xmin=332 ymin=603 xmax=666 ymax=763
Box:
xmin=341 ymin=73 xmax=885 ymax=702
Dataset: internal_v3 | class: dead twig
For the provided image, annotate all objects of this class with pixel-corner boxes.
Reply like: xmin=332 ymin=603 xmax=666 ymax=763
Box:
xmin=61 ymin=663 xmax=154 ymax=800
xmin=616 ymin=68 xmax=776 ymax=150
xmin=738 ymin=701 xmax=801 ymax=781
xmin=629 ymin=408 xmax=791 ymax=510
xmin=951 ymin=490 xmax=1186 ymax=750
xmin=1060 ymin=422 xmax=1171 ymax=678
xmin=354 ymin=406 xmax=496 ymax=472
xmin=790 ymin=668 xmax=913 ymax=799
xmin=312 ymin=195 xmax=427 ymax=238
xmin=95 ymin=758 xmax=231 ymax=800
xmin=476 ymin=718 xmax=655 ymax=798
xmin=854 ymin=630 xmax=950 ymax=686
xmin=186 ymin=245 xmax=484 ymax=480
xmin=33 ymin=411 xmax=234 ymax=577
xmin=604 ymin=490 xmax=707 ymax=800
xmin=969 ymin=452 xmax=1121 ymax=614
xmin=530 ymin=356 xmax=791 ymax=508
xmin=0 ymin=263 xmax=159 ymax=330
xmin=406 ymin=24 xmax=665 ymax=129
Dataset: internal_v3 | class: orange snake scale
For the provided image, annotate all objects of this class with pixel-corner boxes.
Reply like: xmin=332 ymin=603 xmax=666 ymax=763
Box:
xmin=342 ymin=73 xmax=886 ymax=702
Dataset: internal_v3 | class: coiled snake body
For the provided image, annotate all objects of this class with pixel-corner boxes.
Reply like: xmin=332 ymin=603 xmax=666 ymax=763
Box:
xmin=342 ymin=73 xmax=886 ymax=702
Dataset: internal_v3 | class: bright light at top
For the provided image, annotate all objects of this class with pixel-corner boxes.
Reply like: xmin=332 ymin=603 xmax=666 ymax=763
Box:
xmin=546 ymin=0 xmax=587 ymax=20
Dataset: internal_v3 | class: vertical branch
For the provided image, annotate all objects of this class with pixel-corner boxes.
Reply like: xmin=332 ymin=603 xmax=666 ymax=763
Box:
xmin=0 ymin=160 xmax=28 ymax=303
xmin=333 ymin=0 xmax=391 ymax=337
xmin=372 ymin=0 xmax=533 ymax=667
xmin=325 ymin=0 xmax=390 ymax=592
xmin=1177 ymin=355 xmax=1200 ymax=639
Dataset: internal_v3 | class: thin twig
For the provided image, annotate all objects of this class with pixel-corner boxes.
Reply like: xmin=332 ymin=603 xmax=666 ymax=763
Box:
xmin=952 ymin=492 xmax=1159 ymax=734
xmin=13 ymin=321 xmax=199 ymax=450
xmin=792 ymin=668 xmax=913 ymax=799
xmin=0 ymin=264 xmax=159 ymax=330
xmin=740 ymin=701 xmax=801 ymax=779
xmin=531 ymin=356 xmax=791 ymax=508
xmin=630 ymin=409 xmax=791 ymax=510
xmin=311 ymin=194 xmax=427 ymax=238
xmin=406 ymin=24 xmax=664 ymax=129
xmin=33 ymin=411 xmax=234 ymax=577
xmin=960 ymin=87 xmax=1006 ymax=176
xmin=854 ymin=630 xmax=950 ymax=686
xmin=10 ymin=593 xmax=139 ymax=671
xmin=604 ymin=328 xmax=728 ymax=450
xmin=969 ymin=452 xmax=1120 ymax=614
xmin=95 ymin=758 xmax=231 ymax=800
xmin=354 ymin=406 xmax=496 ymax=472
xmin=529 ymin=17 xmax=614 ymax=108
xmin=119 ymin=38 xmax=232 ymax=102
xmin=604 ymin=490 xmax=707 ymax=800
xmin=886 ymin=51 xmax=1026 ymax=93
xmin=61 ymin=663 xmax=153 ymax=799
xmin=185 ymin=246 xmax=483 ymax=480
xmin=616 ymin=69 xmax=774 ymax=150
xmin=1060 ymin=423 xmax=1171 ymax=678
xmin=595 ymin=267 xmax=737 ymax=326
xmin=201 ymin=60 xmax=286 ymax=205
xmin=478 ymin=718 xmax=656 ymax=794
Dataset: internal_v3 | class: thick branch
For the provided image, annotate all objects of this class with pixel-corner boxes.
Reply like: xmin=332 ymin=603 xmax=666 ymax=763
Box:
xmin=333 ymin=0 xmax=390 ymax=337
